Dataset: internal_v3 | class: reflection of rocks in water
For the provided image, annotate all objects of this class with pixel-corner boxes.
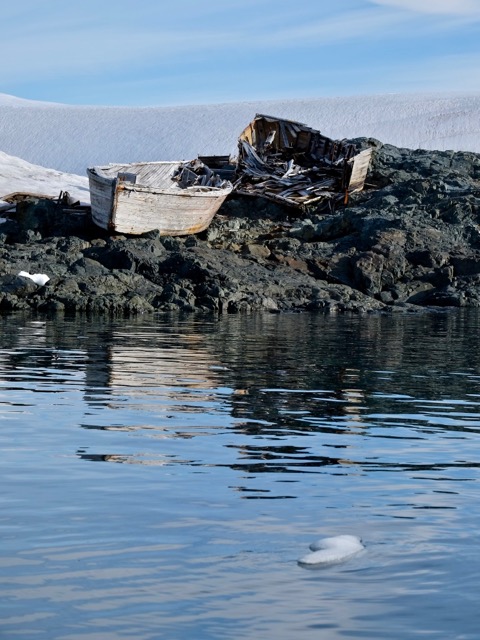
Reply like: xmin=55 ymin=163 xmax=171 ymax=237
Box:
xmin=206 ymin=312 xmax=480 ymax=417
xmin=3 ymin=312 xmax=480 ymax=483
xmin=76 ymin=450 xmax=174 ymax=466
xmin=227 ymin=442 xmax=348 ymax=475
xmin=80 ymin=423 xmax=155 ymax=432
xmin=0 ymin=317 xmax=88 ymax=377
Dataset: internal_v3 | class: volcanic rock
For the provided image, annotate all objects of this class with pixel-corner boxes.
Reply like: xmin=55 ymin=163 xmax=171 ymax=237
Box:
xmin=1 ymin=138 xmax=480 ymax=315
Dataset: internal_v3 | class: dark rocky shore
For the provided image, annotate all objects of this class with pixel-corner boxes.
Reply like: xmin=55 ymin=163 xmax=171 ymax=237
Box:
xmin=1 ymin=138 xmax=480 ymax=315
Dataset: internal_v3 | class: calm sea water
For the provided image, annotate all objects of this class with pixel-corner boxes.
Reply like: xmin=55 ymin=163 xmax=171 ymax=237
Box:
xmin=2 ymin=310 xmax=480 ymax=639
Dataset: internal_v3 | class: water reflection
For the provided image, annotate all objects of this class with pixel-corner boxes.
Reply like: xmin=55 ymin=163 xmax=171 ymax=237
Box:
xmin=2 ymin=311 xmax=480 ymax=479
xmin=3 ymin=311 xmax=480 ymax=638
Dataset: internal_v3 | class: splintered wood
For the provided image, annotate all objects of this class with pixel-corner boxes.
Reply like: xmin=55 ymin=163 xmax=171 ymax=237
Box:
xmin=172 ymin=159 xmax=231 ymax=189
xmin=235 ymin=114 xmax=372 ymax=212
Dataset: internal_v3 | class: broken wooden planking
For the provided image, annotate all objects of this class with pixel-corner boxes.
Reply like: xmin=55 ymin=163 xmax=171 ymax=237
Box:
xmin=235 ymin=114 xmax=372 ymax=211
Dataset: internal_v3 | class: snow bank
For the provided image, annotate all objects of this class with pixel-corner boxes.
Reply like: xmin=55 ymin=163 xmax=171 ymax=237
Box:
xmin=0 ymin=150 xmax=89 ymax=204
xmin=1 ymin=91 xmax=480 ymax=203
xmin=1 ymin=92 xmax=480 ymax=177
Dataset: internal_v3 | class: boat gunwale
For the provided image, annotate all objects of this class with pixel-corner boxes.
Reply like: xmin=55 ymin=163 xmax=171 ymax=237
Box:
xmin=87 ymin=162 xmax=233 ymax=198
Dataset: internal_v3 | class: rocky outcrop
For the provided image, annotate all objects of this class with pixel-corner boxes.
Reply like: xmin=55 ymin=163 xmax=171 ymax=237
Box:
xmin=1 ymin=138 xmax=480 ymax=314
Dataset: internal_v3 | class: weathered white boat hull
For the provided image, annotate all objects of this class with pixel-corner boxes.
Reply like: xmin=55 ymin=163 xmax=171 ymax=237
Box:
xmin=87 ymin=161 xmax=232 ymax=236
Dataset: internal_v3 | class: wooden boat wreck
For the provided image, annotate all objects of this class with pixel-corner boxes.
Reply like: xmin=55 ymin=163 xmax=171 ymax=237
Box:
xmin=235 ymin=114 xmax=372 ymax=212
xmin=0 ymin=190 xmax=80 ymax=212
xmin=87 ymin=159 xmax=233 ymax=236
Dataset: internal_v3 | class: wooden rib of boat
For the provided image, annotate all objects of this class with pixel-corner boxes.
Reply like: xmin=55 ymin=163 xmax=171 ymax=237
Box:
xmin=235 ymin=114 xmax=372 ymax=211
xmin=87 ymin=159 xmax=233 ymax=236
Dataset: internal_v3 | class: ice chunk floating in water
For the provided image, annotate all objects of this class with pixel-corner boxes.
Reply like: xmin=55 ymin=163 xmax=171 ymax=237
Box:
xmin=297 ymin=535 xmax=364 ymax=567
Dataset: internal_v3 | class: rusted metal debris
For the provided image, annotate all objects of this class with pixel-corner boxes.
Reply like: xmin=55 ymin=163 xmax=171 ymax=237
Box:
xmin=234 ymin=114 xmax=372 ymax=212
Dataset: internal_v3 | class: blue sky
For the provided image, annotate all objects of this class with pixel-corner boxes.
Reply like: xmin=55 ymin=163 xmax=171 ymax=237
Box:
xmin=2 ymin=0 xmax=480 ymax=106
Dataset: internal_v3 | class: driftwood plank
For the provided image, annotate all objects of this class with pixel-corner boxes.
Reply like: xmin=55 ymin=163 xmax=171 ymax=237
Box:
xmin=348 ymin=148 xmax=373 ymax=193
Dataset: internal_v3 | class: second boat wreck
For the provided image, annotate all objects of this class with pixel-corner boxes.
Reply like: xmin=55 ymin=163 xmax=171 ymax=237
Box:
xmin=234 ymin=114 xmax=372 ymax=211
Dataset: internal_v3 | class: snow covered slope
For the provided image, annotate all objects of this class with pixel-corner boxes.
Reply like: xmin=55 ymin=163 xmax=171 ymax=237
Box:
xmin=0 ymin=150 xmax=89 ymax=204
xmin=1 ymin=92 xmax=480 ymax=177
xmin=1 ymin=91 xmax=480 ymax=203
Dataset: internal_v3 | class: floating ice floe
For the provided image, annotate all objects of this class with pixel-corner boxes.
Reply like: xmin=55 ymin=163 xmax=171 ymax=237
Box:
xmin=297 ymin=534 xmax=364 ymax=567
xmin=18 ymin=271 xmax=50 ymax=286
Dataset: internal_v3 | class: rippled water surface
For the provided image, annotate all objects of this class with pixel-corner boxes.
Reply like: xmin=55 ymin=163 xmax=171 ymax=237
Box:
xmin=2 ymin=310 xmax=480 ymax=639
